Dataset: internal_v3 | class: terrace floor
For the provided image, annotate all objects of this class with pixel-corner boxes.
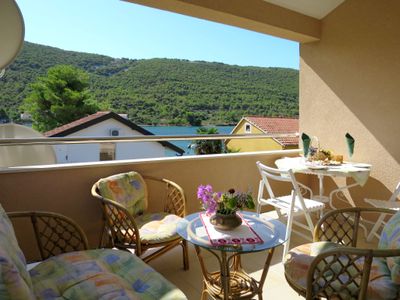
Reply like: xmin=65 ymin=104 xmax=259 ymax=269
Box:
xmin=147 ymin=211 xmax=379 ymax=299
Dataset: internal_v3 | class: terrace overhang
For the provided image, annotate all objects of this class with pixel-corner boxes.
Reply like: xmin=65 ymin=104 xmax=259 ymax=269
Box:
xmin=123 ymin=0 xmax=321 ymax=43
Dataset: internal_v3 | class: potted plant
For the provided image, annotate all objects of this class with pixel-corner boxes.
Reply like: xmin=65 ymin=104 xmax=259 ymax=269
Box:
xmin=197 ymin=185 xmax=255 ymax=230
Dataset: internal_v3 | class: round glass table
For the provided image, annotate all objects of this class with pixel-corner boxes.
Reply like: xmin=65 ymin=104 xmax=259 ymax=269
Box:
xmin=177 ymin=211 xmax=286 ymax=299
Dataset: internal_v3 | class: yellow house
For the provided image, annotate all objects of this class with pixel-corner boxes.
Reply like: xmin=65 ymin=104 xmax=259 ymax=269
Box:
xmin=226 ymin=116 xmax=299 ymax=152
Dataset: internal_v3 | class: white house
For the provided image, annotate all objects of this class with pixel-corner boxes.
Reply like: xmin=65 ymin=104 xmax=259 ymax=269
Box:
xmin=44 ymin=111 xmax=184 ymax=163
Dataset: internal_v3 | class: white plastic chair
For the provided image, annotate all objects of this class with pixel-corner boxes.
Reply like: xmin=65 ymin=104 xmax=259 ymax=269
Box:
xmin=364 ymin=181 xmax=400 ymax=241
xmin=256 ymin=161 xmax=325 ymax=260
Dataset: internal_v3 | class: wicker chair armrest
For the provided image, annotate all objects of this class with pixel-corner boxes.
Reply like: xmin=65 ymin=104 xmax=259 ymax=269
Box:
xmin=7 ymin=211 xmax=89 ymax=261
xmin=143 ymin=176 xmax=187 ymax=217
xmin=306 ymin=246 xmax=400 ymax=300
xmin=313 ymin=207 xmax=396 ymax=246
xmin=91 ymin=183 xmax=142 ymax=254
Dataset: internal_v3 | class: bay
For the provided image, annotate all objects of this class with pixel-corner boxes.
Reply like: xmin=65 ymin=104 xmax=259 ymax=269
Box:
xmin=142 ymin=125 xmax=234 ymax=156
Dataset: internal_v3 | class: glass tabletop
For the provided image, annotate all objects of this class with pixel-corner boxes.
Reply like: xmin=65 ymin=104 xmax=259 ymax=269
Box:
xmin=177 ymin=211 xmax=287 ymax=253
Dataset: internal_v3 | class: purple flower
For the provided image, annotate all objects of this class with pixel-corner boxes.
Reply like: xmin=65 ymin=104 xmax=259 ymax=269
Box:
xmin=197 ymin=184 xmax=217 ymax=214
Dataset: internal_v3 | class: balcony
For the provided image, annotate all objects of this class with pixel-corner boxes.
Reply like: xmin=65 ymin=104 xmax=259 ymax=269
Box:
xmin=0 ymin=141 xmax=387 ymax=298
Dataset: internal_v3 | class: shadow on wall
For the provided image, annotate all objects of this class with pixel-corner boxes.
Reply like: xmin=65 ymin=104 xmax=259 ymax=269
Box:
xmin=300 ymin=0 xmax=400 ymax=165
xmin=324 ymin=176 xmax=393 ymax=211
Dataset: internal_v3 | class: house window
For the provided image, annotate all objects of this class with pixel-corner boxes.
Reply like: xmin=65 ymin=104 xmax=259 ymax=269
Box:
xmin=100 ymin=143 xmax=116 ymax=161
xmin=245 ymin=123 xmax=251 ymax=133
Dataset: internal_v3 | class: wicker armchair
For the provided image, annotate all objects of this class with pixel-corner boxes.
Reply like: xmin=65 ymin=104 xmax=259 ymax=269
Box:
xmin=284 ymin=207 xmax=400 ymax=300
xmin=1 ymin=209 xmax=187 ymax=299
xmin=8 ymin=211 xmax=88 ymax=262
xmin=91 ymin=172 xmax=189 ymax=270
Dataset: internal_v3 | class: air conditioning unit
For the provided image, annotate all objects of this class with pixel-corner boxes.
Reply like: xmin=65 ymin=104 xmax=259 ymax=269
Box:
xmin=109 ymin=129 xmax=119 ymax=136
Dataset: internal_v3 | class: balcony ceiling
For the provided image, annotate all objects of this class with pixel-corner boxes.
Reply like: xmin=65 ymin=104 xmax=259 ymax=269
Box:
xmin=263 ymin=0 xmax=345 ymax=19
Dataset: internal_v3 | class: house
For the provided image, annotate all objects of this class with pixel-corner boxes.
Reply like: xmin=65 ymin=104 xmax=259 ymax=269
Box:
xmin=44 ymin=111 xmax=184 ymax=163
xmin=226 ymin=116 xmax=299 ymax=152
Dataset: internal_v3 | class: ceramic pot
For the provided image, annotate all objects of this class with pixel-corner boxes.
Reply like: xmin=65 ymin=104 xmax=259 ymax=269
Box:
xmin=210 ymin=212 xmax=242 ymax=230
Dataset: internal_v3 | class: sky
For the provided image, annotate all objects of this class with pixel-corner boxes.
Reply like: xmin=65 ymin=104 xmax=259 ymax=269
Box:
xmin=16 ymin=0 xmax=299 ymax=69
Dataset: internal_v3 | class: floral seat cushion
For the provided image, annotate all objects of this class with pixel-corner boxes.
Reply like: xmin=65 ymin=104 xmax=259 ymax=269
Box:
xmin=30 ymin=249 xmax=187 ymax=300
xmin=284 ymin=241 xmax=343 ymax=291
xmin=0 ymin=205 xmax=35 ymax=300
xmin=98 ymin=172 xmax=148 ymax=216
xmin=284 ymin=241 xmax=399 ymax=300
xmin=136 ymin=212 xmax=182 ymax=244
xmin=379 ymin=211 xmax=400 ymax=284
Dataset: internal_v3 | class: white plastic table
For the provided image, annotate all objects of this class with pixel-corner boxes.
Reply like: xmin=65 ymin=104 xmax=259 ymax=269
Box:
xmin=275 ymin=157 xmax=371 ymax=209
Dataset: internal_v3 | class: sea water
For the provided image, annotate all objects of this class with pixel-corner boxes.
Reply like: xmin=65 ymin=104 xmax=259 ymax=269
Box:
xmin=142 ymin=125 xmax=234 ymax=156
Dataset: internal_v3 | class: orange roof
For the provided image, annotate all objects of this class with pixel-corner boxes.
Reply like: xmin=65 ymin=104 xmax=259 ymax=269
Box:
xmin=244 ymin=116 xmax=299 ymax=146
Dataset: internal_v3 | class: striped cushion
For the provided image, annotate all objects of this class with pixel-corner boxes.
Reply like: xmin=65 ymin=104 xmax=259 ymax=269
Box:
xmin=30 ymin=249 xmax=187 ymax=300
xmin=98 ymin=172 xmax=148 ymax=216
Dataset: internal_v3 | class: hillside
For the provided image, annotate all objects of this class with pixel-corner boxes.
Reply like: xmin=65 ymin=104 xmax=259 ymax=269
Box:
xmin=0 ymin=42 xmax=299 ymax=125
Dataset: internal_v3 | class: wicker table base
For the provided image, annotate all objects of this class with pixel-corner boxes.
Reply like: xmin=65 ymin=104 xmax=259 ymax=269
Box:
xmin=195 ymin=245 xmax=275 ymax=300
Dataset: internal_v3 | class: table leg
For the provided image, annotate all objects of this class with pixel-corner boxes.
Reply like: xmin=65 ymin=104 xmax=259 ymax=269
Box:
xmin=220 ymin=251 xmax=230 ymax=300
xmin=194 ymin=245 xmax=276 ymax=299
xmin=318 ymin=174 xmax=324 ymax=198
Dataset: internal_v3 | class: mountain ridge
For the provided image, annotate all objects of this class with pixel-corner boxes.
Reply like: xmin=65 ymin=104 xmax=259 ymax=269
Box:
xmin=0 ymin=41 xmax=299 ymax=125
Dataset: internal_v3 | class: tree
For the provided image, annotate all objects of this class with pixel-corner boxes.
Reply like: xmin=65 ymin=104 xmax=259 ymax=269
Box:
xmin=192 ymin=127 xmax=224 ymax=155
xmin=22 ymin=65 xmax=99 ymax=132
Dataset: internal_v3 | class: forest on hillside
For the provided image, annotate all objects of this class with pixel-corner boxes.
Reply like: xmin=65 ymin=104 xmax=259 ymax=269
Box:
xmin=0 ymin=42 xmax=299 ymax=125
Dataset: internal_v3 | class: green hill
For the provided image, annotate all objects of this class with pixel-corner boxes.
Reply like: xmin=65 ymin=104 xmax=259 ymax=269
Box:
xmin=0 ymin=42 xmax=299 ymax=125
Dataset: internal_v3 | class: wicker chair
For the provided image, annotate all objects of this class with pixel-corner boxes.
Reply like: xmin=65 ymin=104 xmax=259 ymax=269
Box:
xmin=284 ymin=207 xmax=400 ymax=300
xmin=91 ymin=171 xmax=189 ymax=270
xmin=7 ymin=211 xmax=89 ymax=261
xmin=2 ymin=209 xmax=187 ymax=299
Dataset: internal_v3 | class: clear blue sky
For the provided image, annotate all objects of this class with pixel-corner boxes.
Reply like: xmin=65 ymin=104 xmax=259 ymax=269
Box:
xmin=16 ymin=0 xmax=299 ymax=69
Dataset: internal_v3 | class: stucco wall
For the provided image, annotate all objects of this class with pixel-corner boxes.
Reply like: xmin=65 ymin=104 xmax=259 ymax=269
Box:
xmin=0 ymin=150 xmax=301 ymax=261
xmin=227 ymin=119 xmax=283 ymax=152
xmin=300 ymin=0 xmax=400 ymax=200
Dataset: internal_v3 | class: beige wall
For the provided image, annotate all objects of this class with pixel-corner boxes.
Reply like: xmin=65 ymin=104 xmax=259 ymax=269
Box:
xmin=0 ymin=150 xmax=300 ymax=260
xmin=300 ymin=0 xmax=400 ymax=200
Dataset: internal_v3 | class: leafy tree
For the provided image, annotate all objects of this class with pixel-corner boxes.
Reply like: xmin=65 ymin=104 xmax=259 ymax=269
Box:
xmin=0 ymin=109 xmax=9 ymax=123
xmin=186 ymin=112 xmax=202 ymax=126
xmin=192 ymin=127 xmax=224 ymax=155
xmin=22 ymin=65 xmax=99 ymax=132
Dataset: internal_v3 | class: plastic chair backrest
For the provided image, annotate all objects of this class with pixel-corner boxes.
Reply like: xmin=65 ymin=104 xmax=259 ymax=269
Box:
xmin=256 ymin=161 xmax=302 ymax=201
xmin=388 ymin=182 xmax=400 ymax=203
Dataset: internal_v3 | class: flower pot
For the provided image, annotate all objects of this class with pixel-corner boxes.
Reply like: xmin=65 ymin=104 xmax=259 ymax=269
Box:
xmin=210 ymin=212 xmax=242 ymax=231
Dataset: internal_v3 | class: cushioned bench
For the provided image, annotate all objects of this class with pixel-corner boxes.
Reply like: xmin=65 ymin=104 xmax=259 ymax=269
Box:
xmin=0 ymin=205 xmax=186 ymax=300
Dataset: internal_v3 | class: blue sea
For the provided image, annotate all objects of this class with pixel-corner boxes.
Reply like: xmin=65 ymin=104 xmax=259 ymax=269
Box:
xmin=142 ymin=126 xmax=234 ymax=156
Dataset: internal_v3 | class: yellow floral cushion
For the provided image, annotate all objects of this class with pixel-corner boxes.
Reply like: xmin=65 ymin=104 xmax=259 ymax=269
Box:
xmin=98 ymin=171 xmax=148 ymax=216
xmin=136 ymin=213 xmax=182 ymax=244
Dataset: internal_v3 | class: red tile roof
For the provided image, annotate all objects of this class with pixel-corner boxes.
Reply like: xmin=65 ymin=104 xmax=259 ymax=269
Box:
xmin=245 ymin=116 xmax=299 ymax=146
xmin=44 ymin=111 xmax=110 ymax=137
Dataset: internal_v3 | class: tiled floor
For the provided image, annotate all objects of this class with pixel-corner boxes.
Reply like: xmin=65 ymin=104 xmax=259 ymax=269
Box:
xmin=148 ymin=235 xmax=304 ymax=299
xmin=147 ymin=212 xmax=379 ymax=299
